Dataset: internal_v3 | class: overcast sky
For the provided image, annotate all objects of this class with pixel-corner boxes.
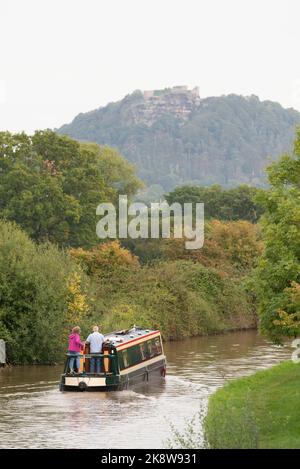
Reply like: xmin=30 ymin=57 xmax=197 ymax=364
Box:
xmin=1 ymin=0 xmax=300 ymax=133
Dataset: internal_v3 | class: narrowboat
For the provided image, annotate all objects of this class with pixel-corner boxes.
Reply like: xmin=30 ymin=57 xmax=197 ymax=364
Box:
xmin=59 ymin=326 xmax=166 ymax=391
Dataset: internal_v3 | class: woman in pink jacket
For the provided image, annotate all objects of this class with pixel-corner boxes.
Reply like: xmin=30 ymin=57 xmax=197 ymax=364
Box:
xmin=68 ymin=326 xmax=84 ymax=374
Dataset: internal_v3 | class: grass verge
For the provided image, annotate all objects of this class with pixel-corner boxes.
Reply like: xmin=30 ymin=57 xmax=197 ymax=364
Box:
xmin=204 ymin=360 xmax=300 ymax=448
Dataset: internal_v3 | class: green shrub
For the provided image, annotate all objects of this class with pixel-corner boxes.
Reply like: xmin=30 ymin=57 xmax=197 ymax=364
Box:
xmin=87 ymin=259 xmax=256 ymax=340
xmin=0 ymin=220 xmax=88 ymax=363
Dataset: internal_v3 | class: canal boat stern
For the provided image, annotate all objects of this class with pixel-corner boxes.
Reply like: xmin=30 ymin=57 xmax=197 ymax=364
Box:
xmin=59 ymin=327 xmax=166 ymax=392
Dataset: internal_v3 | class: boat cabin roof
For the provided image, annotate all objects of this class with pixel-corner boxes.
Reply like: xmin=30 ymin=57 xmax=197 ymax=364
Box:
xmin=104 ymin=326 xmax=160 ymax=348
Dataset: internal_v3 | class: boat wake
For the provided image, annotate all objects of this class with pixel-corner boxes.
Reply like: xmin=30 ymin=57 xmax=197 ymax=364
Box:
xmin=166 ymin=374 xmax=202 ymax=391
xmin=0 ymin=380 xmax=58 ymax=390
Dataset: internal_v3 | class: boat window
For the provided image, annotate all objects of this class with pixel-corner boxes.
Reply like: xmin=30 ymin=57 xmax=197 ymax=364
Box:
xmin=148 ymin=340 xmax=155 ymax=358
xmin=128 ymin=345 xmax=143 ymax=367
xmin=118 ymin=336 xmax=162 ymax=370
xmin=118 ymin=345 xmax=141 ymax=370
xmin=122 ymin=350 xmax=129 ymax=369
xmin=147 ymin=337 xmax=162 ymax=358
xmin=154 ymin=337 xmax=162 ymax=355
xmin=118 ymin=352 xmax=124 ymax=370
xmin=140 ymin=342 xmax=150 ymax=360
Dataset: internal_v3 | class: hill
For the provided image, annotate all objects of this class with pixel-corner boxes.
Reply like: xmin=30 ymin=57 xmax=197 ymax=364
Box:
xmin=58 ymin=87 xmax=300 ymax=191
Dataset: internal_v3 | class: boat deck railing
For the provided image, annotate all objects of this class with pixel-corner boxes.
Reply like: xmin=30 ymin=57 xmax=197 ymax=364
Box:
xmin=66 ymin=353 xmax=115 ymax=358
xmin=64 ymin=352 xmax=118 ymax=375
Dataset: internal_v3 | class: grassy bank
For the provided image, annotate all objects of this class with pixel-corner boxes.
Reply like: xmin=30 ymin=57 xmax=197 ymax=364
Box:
xmin=204 ymin=360 xmax=300 ymax=448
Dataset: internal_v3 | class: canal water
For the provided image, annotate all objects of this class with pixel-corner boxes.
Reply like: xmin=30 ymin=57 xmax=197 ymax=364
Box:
xmin=0 ymin=330 xmax=292 ymax=448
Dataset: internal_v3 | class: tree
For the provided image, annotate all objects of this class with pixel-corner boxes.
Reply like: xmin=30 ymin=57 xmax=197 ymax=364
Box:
xmin=273 ymin=282 xmax=300 ymax=337
xmin=162 ymin=220 xmax=263 ymax=276
xmin=165 ymin=184 xmax=264 ymax=222
xmin=65 ymin=272 xmax=90 ymax=332
xmin=254 ymin=128 xmax=300 ymax=342
xmin=0 ymin=131 xmax=142 ymax=248
xmin=81 ymin=143 xmax=143 ymax=203
xmin=70 ymin=240 xmax=139 ymax=277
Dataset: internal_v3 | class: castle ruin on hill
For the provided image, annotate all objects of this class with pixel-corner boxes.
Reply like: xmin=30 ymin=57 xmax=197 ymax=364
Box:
xmin=128 ymin=86 xmax=201 ymax=126
xmin=143 ymin=85 xmax=200 ymax=100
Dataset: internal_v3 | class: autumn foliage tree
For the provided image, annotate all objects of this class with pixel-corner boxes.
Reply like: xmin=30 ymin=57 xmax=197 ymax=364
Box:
xmin=65 ymin=272 xmax=89 ymax=334
xmin=162 ymin=220 xmax=263 ymax=277
xmin=70 ymin=240 xmax=140 ymax=277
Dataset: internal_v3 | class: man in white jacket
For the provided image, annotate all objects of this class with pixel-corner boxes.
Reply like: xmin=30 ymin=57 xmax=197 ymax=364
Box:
xmin=86 ymin=326 xmax=105 ymax=374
